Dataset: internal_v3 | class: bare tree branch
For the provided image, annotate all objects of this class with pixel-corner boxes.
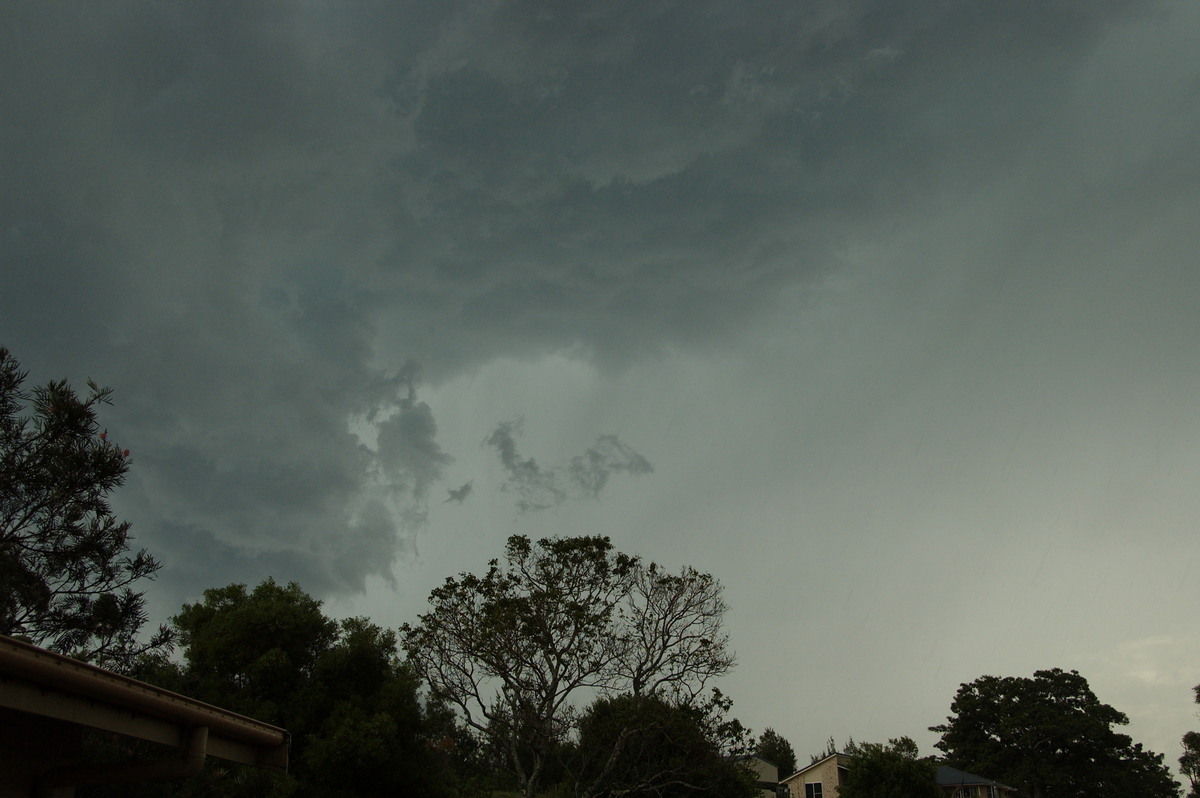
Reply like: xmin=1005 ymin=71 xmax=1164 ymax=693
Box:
xmin=402 ymin=535 xmax=737 ymax=798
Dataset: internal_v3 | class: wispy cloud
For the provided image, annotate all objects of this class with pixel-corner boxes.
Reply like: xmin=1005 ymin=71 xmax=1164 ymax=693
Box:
xmin=444 ymin=481 xmax=473 ymax=504
xmin=485 ymin=420 xmax=652 ymax=512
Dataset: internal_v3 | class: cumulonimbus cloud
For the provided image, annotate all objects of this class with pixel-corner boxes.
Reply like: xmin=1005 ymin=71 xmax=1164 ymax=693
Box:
xmin=0 ymin=0 xmax=1164 ymax=605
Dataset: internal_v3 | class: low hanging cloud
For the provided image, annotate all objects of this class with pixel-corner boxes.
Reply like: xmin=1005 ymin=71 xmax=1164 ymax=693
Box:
xmin=371 ymin=362 xmax=453 ymax=518
xmin=110 ymin=354 xmax=454 ymax=602
xmin=485 ymin=420 xmax=653 ymax=512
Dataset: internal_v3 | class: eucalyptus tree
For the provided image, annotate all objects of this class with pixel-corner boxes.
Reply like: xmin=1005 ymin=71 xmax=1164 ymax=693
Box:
xmin=615 ymin=561 xmax=734 ymax=699
xmin=401 ymin=534 xmax=735 ymax=798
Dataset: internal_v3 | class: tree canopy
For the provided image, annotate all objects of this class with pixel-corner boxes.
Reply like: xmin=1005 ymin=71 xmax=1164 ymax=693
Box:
xmin=931 ymin=668 xmax=1178 ymax=798
xmin=808 ymin=736 xmax=852 ymax=766
xmin=572 ymin=692 xmax=756 ymax=798
xmin=754 ymin=727 xmax=797 ymax=779
xmin=145 ymin=578 xmax=454 ymax=798
xmin=0 ymin=346 xmax=170 ymax=671
xmin=1180 ymin=685 xmax=1200 ymax=798
xmin=401 ymin=534 xmax=736 ymax=798
xmin=838 ymin=737 xmax=939 ymax=798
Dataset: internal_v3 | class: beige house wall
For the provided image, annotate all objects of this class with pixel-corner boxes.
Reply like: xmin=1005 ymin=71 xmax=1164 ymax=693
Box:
xmin=780 ymin=754 xmax=850 ymax=798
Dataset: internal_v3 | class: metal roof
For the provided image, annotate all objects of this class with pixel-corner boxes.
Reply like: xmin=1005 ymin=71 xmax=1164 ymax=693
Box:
xmin=936 ymin=764 xmax=1015 ymax=791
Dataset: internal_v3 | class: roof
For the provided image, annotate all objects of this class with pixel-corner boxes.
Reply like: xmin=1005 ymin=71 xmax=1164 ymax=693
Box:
xmin=741 ymin=753 xmax=778 ymax=768
xmin=0 ymin=634 xmax=288 ymax=772
xmin=936 ymin=765 xmax=1014 ymax=791
xmin=780 ymin=752 xmax=852 ymax=783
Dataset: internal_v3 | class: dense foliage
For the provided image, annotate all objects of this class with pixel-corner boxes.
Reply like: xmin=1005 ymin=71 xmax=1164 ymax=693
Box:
xmin=571 ymin=692 xmax=756 ymax=798
xmin=142 ymin=579 xmax=455 ymax=798
xmin=1180 ymin=685 xmax=1200 ymax=797
xmin=402 ymin=535 xmax=736 ymax=798
xmin=931 ymin=668 xmax=1178 ymax=798
xmin=0 ymin=347 xmax=170 ymax=671
xmin=754 ymin=727 xmax=797 ymax=779
xmin=838 ymin=737 xmax=939 ymax=798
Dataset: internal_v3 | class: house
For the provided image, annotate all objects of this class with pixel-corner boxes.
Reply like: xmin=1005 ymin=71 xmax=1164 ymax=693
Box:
xmin=779 ymin=752 xmax=851 ymax=798
xmin=936 ymin=765 xmax=1017 ymax=798
xmin=778 ymin=752 xmax=1014 ymax=798
xmin=741 ymin=755 xmax=780 ymax=798
xmin=0 ymin=634 xmax=288 ymax=798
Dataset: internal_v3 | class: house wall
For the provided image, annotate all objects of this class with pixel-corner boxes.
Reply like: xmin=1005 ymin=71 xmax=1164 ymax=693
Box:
xmin=746 ymin=756 xmax=779 ymax=798
xmin=780 ymin=755 xmax=849 ymax=798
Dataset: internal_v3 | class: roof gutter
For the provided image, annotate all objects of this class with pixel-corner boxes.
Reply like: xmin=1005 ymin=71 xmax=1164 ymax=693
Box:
xmin=0 ymin=634 xmax=288 ymax=775
xmin=0 ymin=636 xmax=284 ymax=749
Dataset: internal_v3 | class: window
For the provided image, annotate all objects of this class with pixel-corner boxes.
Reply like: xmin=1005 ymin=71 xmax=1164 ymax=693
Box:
xmin=805 ymin=783 xmax=823 ymax=798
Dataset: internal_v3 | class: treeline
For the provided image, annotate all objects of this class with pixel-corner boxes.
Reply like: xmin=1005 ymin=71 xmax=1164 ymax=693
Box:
xmin=110 ymin=553 xmax=760 ymax=798
xmin=109 ymin=574 xmax=760 ymax=798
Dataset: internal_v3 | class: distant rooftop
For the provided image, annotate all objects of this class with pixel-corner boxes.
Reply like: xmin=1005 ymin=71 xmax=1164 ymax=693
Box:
xmin=936 ymin=764 xmax=1015 ymax=791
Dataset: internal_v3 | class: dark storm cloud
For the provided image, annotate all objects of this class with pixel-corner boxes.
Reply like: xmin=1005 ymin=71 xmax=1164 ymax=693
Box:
xmin=369 ymin=0 xmax=1148 ymax=367
xmin=0 ymin=0 xmax=1151 ymax=598
xmin=373 ymin=363 xmax=453 ymax=519
xmin=485 ymin=420 xmax=652 ymax=512
xmin=111 ymin=351 xmax=449 ymax=596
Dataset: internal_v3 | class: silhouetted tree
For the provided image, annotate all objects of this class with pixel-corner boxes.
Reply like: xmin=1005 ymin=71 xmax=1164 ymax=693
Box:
xmin=0 ymin=347 xmax=170 ymax=671
xmin=809 ymin=736 xmax=854 ymax=765
xmin=572 ymin=692 xmax=756 ymax=798
xmin=931 ymin=668 xmax=1178 ymax=798
xmin=402 ymin=535 xmax=736 ymax=798
xmin=146 ymin=579 xmax=453 ymax=798
xmin=1180 ymin=685 xmax=1200 ymax=798
xmin=754 ymin=728 xmax=797 ymax=779
xmin=838 ymin=737 xmax=939 ymax=798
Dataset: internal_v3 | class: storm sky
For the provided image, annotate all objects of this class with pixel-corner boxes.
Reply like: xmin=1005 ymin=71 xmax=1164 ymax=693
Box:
xmin=3 ymin=0 xmax=1200 ymax=772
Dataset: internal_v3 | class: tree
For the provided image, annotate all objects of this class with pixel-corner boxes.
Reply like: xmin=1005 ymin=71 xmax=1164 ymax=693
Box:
xmin=1180 ymin=685 xmax=1200 ymax=797
xmin=754 ymin=728 xmax=797 ymax=779
xmin=148 ymin=579 xmax=454 ymax=798
xmin=931 ymin=668 xmax=1178 ymax=798
xmin=572 ymin=692 xmax=756 ymax=798
xmin=838 ymin=737 xmax=939 ymax=798
xmin=808 ymin=737 xmax=854 ymax=765
xmin=614 ymin=562 xmax=735 ymax=699
xmin=1182 ymin=732 xmax=1200 ymax=798
xmin=0 ymin=346 xmax=170 ymax=671
xmin=401 ymin=535 xmax=736 ymax=798
xmin=169 ymin=579 xmax=338 ymax=724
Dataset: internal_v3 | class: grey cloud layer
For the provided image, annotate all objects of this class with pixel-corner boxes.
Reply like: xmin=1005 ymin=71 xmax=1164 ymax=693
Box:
xmin=0 ymin=0 xmax=1162 ymax=598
